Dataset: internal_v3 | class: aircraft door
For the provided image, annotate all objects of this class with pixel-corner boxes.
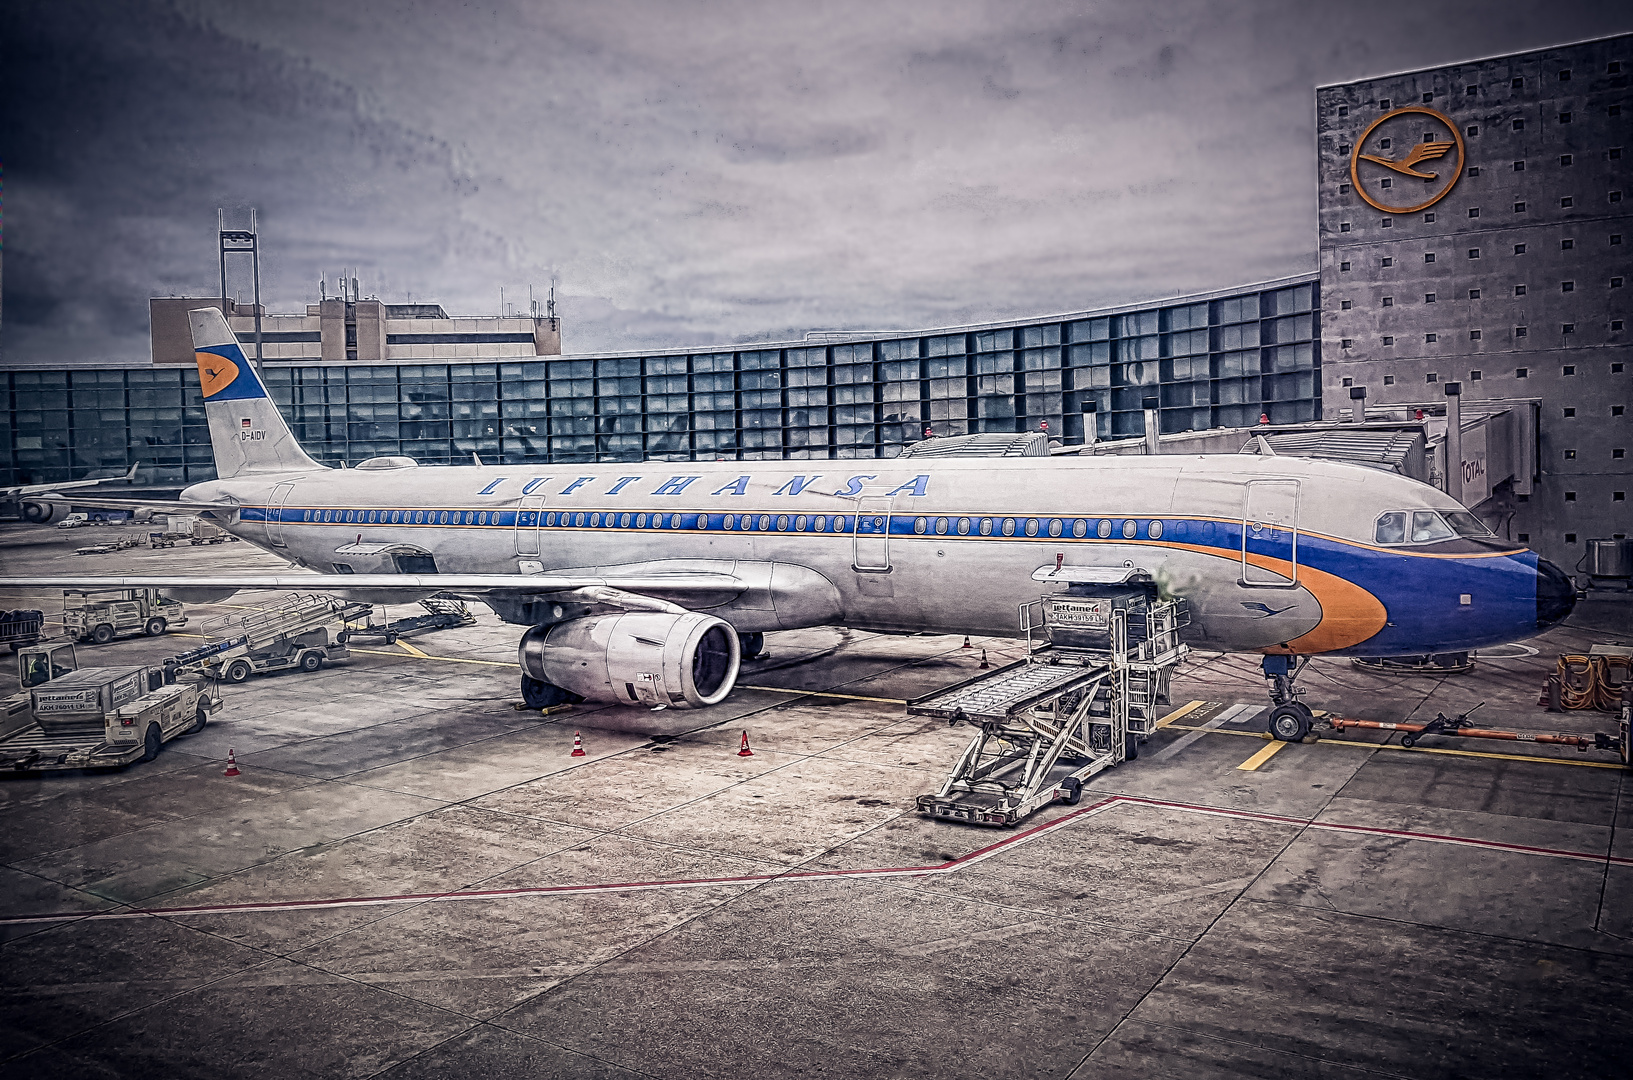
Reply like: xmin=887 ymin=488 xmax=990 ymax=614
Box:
xmin=1241 ymin=480 xmax=1299 ymax=586
xmin=265 ymin=482 xmax=296 ymax=547
xmin=515 ymin=495 xmax=544 ymax=556
xmin=852 ymin=496 xmax=893 ymax=572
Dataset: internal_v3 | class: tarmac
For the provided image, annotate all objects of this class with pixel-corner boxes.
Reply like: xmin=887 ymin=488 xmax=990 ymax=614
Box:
xmin=0 ymin=520 xmax=1630 ymax=1079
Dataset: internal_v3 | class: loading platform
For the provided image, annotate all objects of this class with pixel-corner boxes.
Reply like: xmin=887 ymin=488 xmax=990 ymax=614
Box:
xmin=913 ymin=585 xmax=1189 ymax=827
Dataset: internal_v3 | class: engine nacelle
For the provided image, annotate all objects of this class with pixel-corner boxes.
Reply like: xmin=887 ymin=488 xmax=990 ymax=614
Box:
xmin=21 ymin=501 xmax=60 ymax=524
xmin=519 ymin=612 xmax=740 ymax=708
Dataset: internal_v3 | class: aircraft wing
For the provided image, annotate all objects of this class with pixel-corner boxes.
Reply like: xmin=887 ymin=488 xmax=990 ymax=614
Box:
xmin=0 ymin=572 xmax=745 ymax=595
xmin=4 ymin=463 xmax=141 ymax=500
xmin=8 ymin=495 xmax=241 ymax=513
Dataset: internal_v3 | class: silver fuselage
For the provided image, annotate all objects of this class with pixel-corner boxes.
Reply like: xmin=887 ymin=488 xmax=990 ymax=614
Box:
xmin=183 ymin=454 xmax=1550 ymax=658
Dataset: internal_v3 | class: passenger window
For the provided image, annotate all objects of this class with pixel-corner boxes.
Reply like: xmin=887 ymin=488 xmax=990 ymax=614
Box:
xmin=814 ymin=516 xmax=827 ymax=532
xmin=1122 ymin=519 xmax=1137 ymax=538
xmin=1072 ymin=519 xmax=1087 ymax=538
xmin=1375 ymin=512 xmax=1407 ymax=544
xmin=914 ymin=516 xmax=927 ymax=534
xmin=1001 ymin=518 xmax=1016 ymax=536
xmin=1098 ymin=519 xmax=1112 ymax=538
xmin=957 ymin=517 xmax=971 ymax=535
xmin=979 ymin=518 xmax=993 ymax=535
xmin=1411 ymin=511 xmax=1455 ymax=542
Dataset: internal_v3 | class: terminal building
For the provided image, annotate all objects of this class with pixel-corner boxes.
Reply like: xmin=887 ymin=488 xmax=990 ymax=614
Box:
xmin=2 ymin=34 xmax=1626 ymax=575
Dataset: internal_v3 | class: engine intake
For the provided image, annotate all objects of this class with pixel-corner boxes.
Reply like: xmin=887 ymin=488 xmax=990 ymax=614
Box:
xmin=21 ymin=501 xmax=59 ymax=524
xmin=519 ymin=612 xmax=740 ymax=708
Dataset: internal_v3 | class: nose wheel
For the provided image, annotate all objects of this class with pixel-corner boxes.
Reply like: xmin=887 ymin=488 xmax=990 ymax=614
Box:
xmin=1268 ymin=703 xmax=1314 ymax=742
xmin=1262 ymin=654 xmax=1315 ymax=742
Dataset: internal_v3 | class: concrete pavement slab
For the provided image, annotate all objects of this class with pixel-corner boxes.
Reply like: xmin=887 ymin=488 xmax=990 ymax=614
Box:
xmin=15 ymin=782 xmax=442 ymax=906
xmin=496 ymin=877 xmax=1189 ymax=1080
xmin=0 ymin=955 xmax=474 ymax=1080
xmin=373 ymin=1024 xmax=650 ymax=1080
xmin=1124 ymin=897 xmax=1633 ymax=1079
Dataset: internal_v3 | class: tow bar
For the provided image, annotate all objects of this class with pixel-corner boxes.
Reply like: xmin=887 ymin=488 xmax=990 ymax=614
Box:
xmin=1327 ymin=701 xmax=1624 ymax=756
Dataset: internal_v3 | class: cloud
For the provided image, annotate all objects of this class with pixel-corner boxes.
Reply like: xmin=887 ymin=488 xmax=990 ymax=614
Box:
xmin=2 ymin=0 xmax=1629 ymax=363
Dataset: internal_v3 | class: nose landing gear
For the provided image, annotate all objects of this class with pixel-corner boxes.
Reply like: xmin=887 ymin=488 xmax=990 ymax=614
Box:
xmin=1263 ymin=654 xmax=1315 ymax=742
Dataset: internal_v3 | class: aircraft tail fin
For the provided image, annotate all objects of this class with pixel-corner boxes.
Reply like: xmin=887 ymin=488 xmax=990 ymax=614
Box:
xmin=189 ymin=307 xmax=326 ymax=479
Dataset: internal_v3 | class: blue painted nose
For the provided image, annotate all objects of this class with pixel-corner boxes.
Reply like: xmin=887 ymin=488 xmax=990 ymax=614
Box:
xmin=1535 ymin=558 xmax=1576 ymax=631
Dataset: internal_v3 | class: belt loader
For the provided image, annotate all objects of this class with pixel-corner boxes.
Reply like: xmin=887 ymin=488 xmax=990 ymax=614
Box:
xmin=174 ymin=594 xmax=371 ymax=683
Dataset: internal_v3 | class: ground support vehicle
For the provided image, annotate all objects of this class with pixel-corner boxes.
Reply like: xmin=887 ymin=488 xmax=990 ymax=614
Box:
xmin=0 ymin=610 xmax=46 ymax=653
xmin=187 ymin=521 xmax=233 ymax=545
xmin=911 ymin=576 xmax=1189 ymax=827
xmin=56 ymin=514 xmax=89 ymax=529
xmin=74 ymin=533 xmax=144 ymax=556
xmin=189 ymin=594 xmax=370 ymax=683
xmin=63 ymin=589 xmax=188 ymax=644
xmin=0 ymin=644 xmax=220 ymax=771
xmin=342 ymin=597 xmax=476 ymax=645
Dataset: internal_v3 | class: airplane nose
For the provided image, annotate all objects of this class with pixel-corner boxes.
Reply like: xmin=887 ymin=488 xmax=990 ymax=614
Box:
xmin=1535 ymin=558 xmax=1576 ymax=630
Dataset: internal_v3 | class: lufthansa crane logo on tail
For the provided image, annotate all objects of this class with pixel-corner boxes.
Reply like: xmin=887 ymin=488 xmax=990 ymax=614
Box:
xmin=193 ymin=345 xmax=266 ymax=401
xmin=196 ymin=352 xmax=242 ymax=398
xmin=1348 ymin=105 xmax=1464 ymax=214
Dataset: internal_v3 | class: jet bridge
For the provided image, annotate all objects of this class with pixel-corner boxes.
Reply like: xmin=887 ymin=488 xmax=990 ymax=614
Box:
xmin=912 ymin=575 xmax=1189 ymax=827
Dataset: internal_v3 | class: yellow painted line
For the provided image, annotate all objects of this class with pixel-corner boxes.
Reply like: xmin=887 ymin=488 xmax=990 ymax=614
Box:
xmin=1237 ymin=740 xmax=1288 ymax=771
xmin=1165 ymin=723 xmax=1622 ymax=769
xmin=737 ymin=685 xmax=908 ymax=705
xmin=1156 ymin=700 xmax=1211 ymax=728
xmin=1333 ymin=739 xmax=1626 ymax=769
xmin=1168 ymin=724 xmax=1271 ymax=739
xmin=395 ymin=639 xmax=431 ymax=659
xmin=346 ymin=646 xmax=517 ymax=667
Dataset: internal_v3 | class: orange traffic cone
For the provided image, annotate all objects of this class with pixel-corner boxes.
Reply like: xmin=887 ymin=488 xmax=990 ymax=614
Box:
xmin=223 ymin=748 xmax=240 ymax=777
xmin=961 ymin=636 xmax=973 ymax=649
xmin=570 ymin=731 xmax=586 ymax=757
xmin=979 ymin=649 xmax=990 ymax=670
xmin=737 ymin=731 xmax=754 ymax=757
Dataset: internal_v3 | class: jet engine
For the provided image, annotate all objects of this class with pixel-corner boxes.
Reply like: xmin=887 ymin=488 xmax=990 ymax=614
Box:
xmin=519 ymin=611 xmax=740 ymax=709
xmin=21 ymin=501 xmax=60 ymax=524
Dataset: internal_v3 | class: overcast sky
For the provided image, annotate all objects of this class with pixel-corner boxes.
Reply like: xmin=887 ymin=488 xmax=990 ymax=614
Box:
xmin=3 ymin=0 xmax=1629 ymax=364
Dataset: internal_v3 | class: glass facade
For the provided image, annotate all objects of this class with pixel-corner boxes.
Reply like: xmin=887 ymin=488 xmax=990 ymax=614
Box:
xmin=2 ymin=276 xmax=1317 ymax=486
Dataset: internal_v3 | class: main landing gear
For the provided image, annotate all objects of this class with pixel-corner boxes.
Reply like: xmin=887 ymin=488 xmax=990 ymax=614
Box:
xmin=522 ymin=675 xmax=575 ymax=710
xmin=1262 ymin=654 xmax=1315 ymax=742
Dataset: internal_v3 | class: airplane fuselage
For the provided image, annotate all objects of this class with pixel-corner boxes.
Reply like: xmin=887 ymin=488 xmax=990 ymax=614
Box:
xmin=182 ymin=453 xmax=1566 ymax=658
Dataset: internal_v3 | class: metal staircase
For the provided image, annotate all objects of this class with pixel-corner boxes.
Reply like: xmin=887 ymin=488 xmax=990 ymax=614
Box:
xmin=913 ymin=592 xmax=1189 ymax=827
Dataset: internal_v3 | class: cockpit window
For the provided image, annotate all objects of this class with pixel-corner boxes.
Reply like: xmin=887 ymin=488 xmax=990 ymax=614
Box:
xmin=1374 ymin=511 xmax=1406 ymax=545
xmin=1376 ymin=509 xmax=1491 ymax=545
xmin=1442 ymin=511 xmax=1495 ymax=538
xmin=1411 ymin=511 xmax=1455 ymax=543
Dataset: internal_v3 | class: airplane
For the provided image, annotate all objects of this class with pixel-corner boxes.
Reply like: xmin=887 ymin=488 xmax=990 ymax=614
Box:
xmin=4 ymin=463 xmax=141 ymax=521
xmin=0 ymin=307 xmax=1577 ymax=742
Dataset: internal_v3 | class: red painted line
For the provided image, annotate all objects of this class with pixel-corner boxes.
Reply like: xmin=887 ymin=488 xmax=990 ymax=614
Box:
xmin=4 ymin=795 xmax=1624 ymax=926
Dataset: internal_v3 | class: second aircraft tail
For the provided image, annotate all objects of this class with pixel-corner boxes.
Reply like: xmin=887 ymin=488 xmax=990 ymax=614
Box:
xmin=190 ymin=307 xmax=326 ymax=479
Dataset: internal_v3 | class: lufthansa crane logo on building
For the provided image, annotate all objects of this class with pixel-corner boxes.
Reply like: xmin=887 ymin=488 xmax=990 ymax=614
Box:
xmin=1348 ymin=105 xmax=1465 ymax=214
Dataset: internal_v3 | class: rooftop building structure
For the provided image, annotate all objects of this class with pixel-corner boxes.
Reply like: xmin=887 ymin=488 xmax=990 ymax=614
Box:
xmin=1318 ymin=32 xmax=1630 ymax=571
